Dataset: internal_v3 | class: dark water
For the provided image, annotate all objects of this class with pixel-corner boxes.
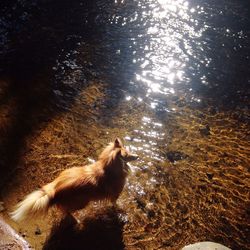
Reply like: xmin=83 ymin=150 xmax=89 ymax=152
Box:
xmin=0 ymin=0 xmax=249 ymax=249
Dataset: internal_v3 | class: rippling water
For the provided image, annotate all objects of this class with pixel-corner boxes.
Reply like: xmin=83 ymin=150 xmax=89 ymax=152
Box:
xmin=0 ymin=0 xmax=249 ymax=249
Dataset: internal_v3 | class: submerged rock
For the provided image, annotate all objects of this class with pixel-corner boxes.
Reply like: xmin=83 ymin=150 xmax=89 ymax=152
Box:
xmin=135 ymin=197 xmax=146 ymax=210
xmin=208 ymin=107 xmax=218 ymax=115
xmin=199 ymin=125 xmax=211 ymax=136
xmin=35 ymin=226 xmax=41 ymax=235
xmin=206 ymin=173 xmax=214 ymax=180
xmin=166 ymin=151 xmax=188 ymax=162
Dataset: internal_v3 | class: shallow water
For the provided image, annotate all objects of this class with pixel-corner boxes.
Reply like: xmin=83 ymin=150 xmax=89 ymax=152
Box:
xmin=0 ymin=0 xmax=249 ymax=249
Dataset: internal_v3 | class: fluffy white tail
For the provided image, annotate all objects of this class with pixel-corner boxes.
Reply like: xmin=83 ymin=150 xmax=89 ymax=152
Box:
xmin=10 ymin=190 xmax=50 ymax=222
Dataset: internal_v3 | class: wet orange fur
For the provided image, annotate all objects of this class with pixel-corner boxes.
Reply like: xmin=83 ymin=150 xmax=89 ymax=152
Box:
xmin=11 ymin=138 xmax=137 ymax=221
xmin=48 ymin=138 xmax=137 ymax=212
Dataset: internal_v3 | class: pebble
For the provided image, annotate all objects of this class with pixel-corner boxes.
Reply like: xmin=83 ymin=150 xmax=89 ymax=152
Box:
xmin=199 ymin=125 xmax=210 ymax=136
xmin=182 ymin=241 xmax=231 ymax=250
xmin=166 ymin=151 xmax=188 ymax=162
xmin=206 ymin=173 xmax=214 ymax=180
xmin=35 ymin=226 xmax=42 ymax=235
xmin=136 ymin=198 xmax=146 ymax=210
xmin=208 ymin=107 xmax=218 ymax=115
xmin=19 ymin=230 xmax=27 ymax=238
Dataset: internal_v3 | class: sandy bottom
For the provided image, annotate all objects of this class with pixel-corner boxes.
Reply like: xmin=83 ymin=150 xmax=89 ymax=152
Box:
xmin=0 ymin=80 xmax=249 ymax=250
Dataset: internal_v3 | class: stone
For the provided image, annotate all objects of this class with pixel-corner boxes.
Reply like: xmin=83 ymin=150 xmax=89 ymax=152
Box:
xmin=206 ymin=173 xmax=214 ymax=180
xmin=208 ymin=107 xmax=218 ymax=115
xmin=182 ymin=241 xmax=231 ymax=250
xmin=166 ymin=151 xmax=188 ymax=162
xmin=35 ymin=226 xmax=42 ymax=235
xmin=199 ymin=125 xmax=211 ymax=136
xmin=0 ymin=216 xmax=31 ymax=249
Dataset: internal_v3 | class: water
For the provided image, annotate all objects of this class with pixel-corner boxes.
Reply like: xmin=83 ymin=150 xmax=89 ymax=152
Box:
xmin=0 ymin=0 xmax=249 ymax=249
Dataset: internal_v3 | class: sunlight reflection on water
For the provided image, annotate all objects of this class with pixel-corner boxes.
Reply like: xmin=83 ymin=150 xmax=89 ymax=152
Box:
xmin=135 ymin=0 xmax=206 ymax=97
xmin=121 ymin=0 xmax=210 ymax=180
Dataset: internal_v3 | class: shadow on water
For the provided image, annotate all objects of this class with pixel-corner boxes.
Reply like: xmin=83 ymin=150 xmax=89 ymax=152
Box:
xmin=0 ymin=76 xmax=54 ymax=188
xmin=43 ymin=208 xmax=125 ymax=250
xmin=0 ymin=0 xmax=89 ymax=188
xmin=0 ymin=0 xmax=143 ymax=188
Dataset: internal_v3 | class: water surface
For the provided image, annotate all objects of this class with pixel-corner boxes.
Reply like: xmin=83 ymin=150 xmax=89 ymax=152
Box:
xmin=0 ymin=0 xmax=249 ymax=249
